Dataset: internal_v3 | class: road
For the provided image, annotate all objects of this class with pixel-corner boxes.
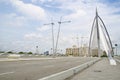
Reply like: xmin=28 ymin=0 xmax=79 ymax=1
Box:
xmin=68 ymin=58 xmax=120 ymax=80
xmin=0 ymin=57 xmax=97 ymax=80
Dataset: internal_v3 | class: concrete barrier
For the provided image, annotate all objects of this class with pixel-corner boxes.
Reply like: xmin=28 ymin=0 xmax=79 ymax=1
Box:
xmin=38 ymin=58 xmax=101 ymax=80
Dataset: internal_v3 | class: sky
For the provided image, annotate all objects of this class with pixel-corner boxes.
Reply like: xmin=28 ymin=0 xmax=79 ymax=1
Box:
xmin=0 ymin=0 xmax=120 ymax=54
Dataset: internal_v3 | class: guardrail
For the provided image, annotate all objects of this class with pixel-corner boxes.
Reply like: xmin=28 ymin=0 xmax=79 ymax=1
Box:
xmin=38 ymin=58 xmax=101 ymax=80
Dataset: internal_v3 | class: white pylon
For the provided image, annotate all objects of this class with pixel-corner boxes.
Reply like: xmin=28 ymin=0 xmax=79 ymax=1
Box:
xmin=89 ymin=9 xmax=116 ymax=65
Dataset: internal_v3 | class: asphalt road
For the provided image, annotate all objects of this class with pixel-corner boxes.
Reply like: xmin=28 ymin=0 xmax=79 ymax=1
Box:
xmin=0 ymin=57 xmax=97 ymax=80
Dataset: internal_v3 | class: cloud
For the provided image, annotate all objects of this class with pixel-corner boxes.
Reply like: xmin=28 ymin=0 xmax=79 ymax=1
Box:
xmin=10 ymin=0 xmax=46 ymax=20
xmin=0 ymin=13 xmax=26 ymax=27
xmin=31 ymin=0 xmax=53 ymax=3
xmin=37 ymin=25 xmax=50 ymax=32
xmin=65 ymin=9 xmax=86 ymax=20
xmin=24 ymin=33 xmax=42 ymax=40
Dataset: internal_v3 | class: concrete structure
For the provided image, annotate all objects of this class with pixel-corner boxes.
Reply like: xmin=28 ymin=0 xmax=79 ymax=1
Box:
xmin=0 ymin=57 xmax=97 ymax=80
xmin=69 ymin=58 xmax=120 ymax=80
xmin=39 ymin=58 xmax=100 ymax=80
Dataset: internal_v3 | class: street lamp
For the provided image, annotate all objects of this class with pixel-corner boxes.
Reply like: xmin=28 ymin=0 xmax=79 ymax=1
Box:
xmin=36 ymin=46 xmax=39 ymax=54
xmin=44 ymin=21 xmax=55 ymax=56
xmin=54 ymin=17 xmax=71 ymax=56
xmin=115 ymin=44 xmax=118 ymax=56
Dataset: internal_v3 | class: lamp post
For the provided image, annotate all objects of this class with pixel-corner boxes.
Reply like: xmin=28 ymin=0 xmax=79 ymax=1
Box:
xmin=54 ymin=17 xmax=71 ymax=56
xmin=36 ymin=46 xmax=39 ymax=54
xmin=44 ymin=21 xmax=55 ymax=57
xmin=115 ymin=44 xmax=118 ymax=56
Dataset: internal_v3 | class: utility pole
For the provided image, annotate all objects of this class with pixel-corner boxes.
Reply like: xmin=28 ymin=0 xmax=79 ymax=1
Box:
xmin=76 ymin=35 xmax=79 ymax=48
xmin=76 ymin=35 xmax=80 ymax=56
xmin=36 ymin=46 xmax=39 ymax=54
xmin=115 ymin=44 xmax=118 ymax=56
xmin=80 ymin=36 xmax=85 ymax=56
xmin=54 ymin=17 xmax=71 ymax=56
xmin=44 ymin=21 xmax=55 ymax=56
xmin=80 ymin=36 xmax=88 ymax=56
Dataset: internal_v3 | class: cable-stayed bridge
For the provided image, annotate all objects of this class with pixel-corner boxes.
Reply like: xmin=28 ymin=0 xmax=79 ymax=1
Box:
xmin=0 ymin=10 xmax=120 ymax=80
xmin=89 ymin=9 xmax=116 ymax=65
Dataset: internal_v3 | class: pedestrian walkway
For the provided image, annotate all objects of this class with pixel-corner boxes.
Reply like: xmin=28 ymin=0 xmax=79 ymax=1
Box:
xmin=69 ymin=58 xmax=120 ymax=80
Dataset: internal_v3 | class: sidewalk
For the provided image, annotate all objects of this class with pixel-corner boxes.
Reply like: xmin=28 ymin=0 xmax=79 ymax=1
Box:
xmin=69 ymin=58 xmax=120 ymax=80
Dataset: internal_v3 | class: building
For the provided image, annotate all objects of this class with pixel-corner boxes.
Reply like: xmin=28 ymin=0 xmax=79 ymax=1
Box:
xmin=66 ymin=45 xmax=89 ymax=57
xmin=66 ymin=46 xmax=105 ymax=57
xmin=90 ymin=48 xmax=104 ymax=57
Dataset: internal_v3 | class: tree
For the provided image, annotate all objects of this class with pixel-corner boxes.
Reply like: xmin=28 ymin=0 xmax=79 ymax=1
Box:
xmin=101 ymin=51 xmax=107 ymax=57
xmin=0 ymin=51 xmax=4 ymax=53
xmin=27 ymin=52 xmax=32 ymax=54
xmin=7 ymin=51 xmax=13 ymax=54
xmin=19 ymin=52 xmax=24 ymax=54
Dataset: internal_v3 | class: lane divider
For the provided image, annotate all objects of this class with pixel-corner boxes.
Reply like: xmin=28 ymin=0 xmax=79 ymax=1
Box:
xmin=38 ymin=58 xmax=101 ymax=80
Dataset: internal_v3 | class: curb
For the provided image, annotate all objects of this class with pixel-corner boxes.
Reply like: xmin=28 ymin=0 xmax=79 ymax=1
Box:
xmin=115 ymin=59 xmax=120 ymax=63
xmin=38 ymin=58 xmax=101 ymax=80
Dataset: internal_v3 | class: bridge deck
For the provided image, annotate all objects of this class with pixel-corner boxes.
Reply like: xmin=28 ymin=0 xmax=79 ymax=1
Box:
xmin=68 ymin=58 xmax=120 ymax=80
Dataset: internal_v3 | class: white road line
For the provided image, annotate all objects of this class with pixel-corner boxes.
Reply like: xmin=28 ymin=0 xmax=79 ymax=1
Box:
xmin=0 ymin=72 xmax=14 ymax=76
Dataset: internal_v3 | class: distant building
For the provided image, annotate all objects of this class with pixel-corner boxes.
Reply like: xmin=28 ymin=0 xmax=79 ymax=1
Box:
xmin=90 ymin=48 xmax=104 ymax=57
xmin=66 ymin=45 xmax=89 ymax=57
xmin=44 ymin=51 xmax=49 ymax=55
xmin=66 ymin=45 xmax=105 ymax=57
xmin=66 ymin=48 xmax=79 ymax=56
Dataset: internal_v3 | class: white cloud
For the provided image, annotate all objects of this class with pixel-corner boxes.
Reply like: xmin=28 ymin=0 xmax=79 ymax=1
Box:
xmin=31 ymin=0 xmax=53 ymax=3
xmin=31 ymin=0 xmax=37 ymax=3
xmin=10 ymin=0 xmax=46 ymax=20
xmin=0 ymin=13 xmax=26 ymax=27
xmin=65 ymin=9 xmax=86 ymax=20
xmin=24 ymin=33 xmax=42 ymax=40
xmin=37 ymin=25 xmax=50 ymax=32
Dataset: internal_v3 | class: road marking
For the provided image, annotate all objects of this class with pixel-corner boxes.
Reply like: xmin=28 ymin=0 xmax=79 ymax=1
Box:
xmin=0 ymin=72 xmax=14 ymax=76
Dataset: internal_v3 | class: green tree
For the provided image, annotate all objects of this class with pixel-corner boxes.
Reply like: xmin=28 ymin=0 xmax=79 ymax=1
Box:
xmin=0 ymin=51 xmax=4 ymax=53
xmin=19 ymin=52 xmax=24 ymax=54
xmin=101 ymin=51 xmax=107 ymax=57
xmin=27 ymin=52 xmax=32 ymax=54
xmin=7 ymin=51 xmax=13 ymax=54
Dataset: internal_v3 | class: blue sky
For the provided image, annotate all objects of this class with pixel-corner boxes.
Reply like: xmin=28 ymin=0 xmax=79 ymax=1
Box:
xmin=0 ymin=0 xmax=120 ymax=54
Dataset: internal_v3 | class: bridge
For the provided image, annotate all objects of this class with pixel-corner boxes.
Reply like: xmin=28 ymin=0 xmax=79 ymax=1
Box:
xmin=0 ymin=10 xmax=120 ymax=80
